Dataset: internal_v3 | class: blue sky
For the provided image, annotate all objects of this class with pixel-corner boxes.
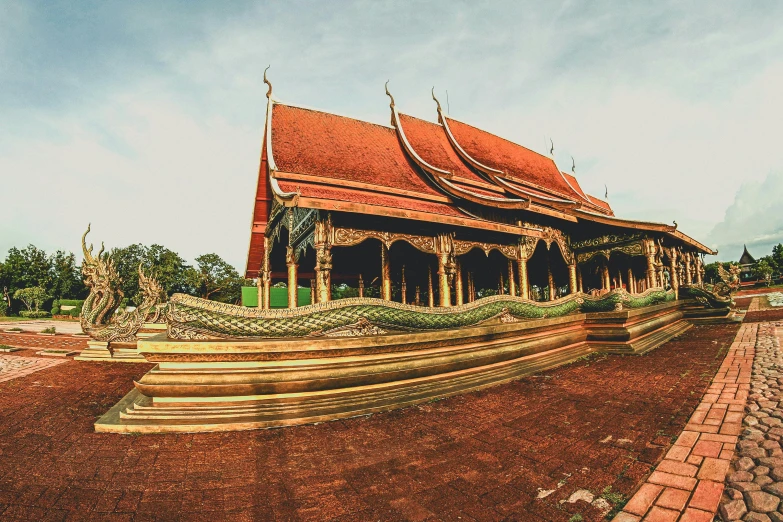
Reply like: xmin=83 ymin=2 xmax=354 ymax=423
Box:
xmin=2 ymin=0 xmax=782 ymax=270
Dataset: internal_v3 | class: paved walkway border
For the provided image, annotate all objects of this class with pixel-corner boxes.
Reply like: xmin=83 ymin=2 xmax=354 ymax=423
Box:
xmin=613 ymin=323 xmax=756 ymax=522
xmin=0 ymin=354 xmax=68 ymax=383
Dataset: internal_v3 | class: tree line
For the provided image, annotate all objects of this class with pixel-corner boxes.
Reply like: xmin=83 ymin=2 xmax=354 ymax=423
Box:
xmin=0 ymin=243 xmax=250 ymax=316
xmin=703 ymin=243 xmax=783 ymax=286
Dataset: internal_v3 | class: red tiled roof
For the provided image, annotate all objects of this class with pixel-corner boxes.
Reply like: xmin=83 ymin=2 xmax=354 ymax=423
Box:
xmin=272 ymin=104 xmax=442 ymax=198
xmin=563 ymin=173 xmax=587 ymax=200
xmin=397 ymin=114 xmax=490 ymax=186
xmin=586 ymin=195 xmax=612 ymax=213
xmin=444 ymin=117 xmax=574 ymax=196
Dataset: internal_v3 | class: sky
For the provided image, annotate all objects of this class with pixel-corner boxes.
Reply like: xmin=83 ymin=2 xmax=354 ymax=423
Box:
xmin=2 ymin=0 xmax=782 ymax=271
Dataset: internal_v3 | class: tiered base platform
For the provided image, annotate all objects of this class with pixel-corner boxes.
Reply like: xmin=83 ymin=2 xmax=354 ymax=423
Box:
xmin=96 ymin=300 xmax=692 ymax=434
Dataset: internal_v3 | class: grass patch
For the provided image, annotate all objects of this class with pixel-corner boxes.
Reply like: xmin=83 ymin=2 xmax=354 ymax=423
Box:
xmin=6 ymin=327 xmax=23 ymax=332
xmin=601 ymin=486 xmax=628 ymax=519
xmin=568 ymin=515 xmax=583 ymax=522
xmin=41 ymin=327 xmax=56 ymax=334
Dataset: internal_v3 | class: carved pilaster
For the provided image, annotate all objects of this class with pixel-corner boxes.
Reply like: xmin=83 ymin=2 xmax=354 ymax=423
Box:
xmin=668 ymin=248 xmax=679 ymax=299
xmin=286 ymin=246 xmax=298 ymax=308
xmin=381 ymin=243 xmax=391 ymax=301
xmin=435 ymin=233 xmax=455 ymax=307
xmin=518 ymin=237 xmax=537 ymax=301
xmin=400 ymin=265 xmax=407 ymax=305
xmin=684 ymin=252 xmax=693 ymax=285
xmin=427 ymin=267 xmax=434 ymax=307
xmin=358 ymin=274 xmax=364 ymax=298
xmin=314 ymin=217 xmax=333 ymax=303
xmin=644 ymin=239 xmax=657 ymax=288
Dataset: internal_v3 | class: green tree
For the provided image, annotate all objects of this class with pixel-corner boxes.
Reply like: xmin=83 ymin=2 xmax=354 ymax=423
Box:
xmin=754 ymin=258 xmax=774 ymax=286
xmin=703 ymin=261 xmax=730 ymax=284
xmin=14 ymin=287 xmax=49 ymax=312
xmin=186 ymin=253 xmax=245 ymax=303
xmin=111 ymin=244 xmax=193 ymax=304
xmin=49 ymin=250 xmax=83 ymax=300
xmin=771 ymin=244 xmax=783 ymax=273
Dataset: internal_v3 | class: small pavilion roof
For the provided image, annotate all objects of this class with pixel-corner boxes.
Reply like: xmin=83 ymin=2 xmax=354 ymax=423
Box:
xmin=739 ymin=245 xmax=756 ymax=265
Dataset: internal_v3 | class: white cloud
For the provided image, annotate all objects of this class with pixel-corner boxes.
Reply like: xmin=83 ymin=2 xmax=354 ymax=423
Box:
xmin=1 ymin=1 xmax=782 ymax=272
xmin=706 ymin=170 xmax=783 ymax=262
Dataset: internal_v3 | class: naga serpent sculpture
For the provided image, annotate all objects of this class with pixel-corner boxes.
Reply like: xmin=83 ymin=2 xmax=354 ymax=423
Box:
xmin=80 ymin=225 xmax=164 ymax=343
xmin=680 ymin=263 xmax=741 ymax=309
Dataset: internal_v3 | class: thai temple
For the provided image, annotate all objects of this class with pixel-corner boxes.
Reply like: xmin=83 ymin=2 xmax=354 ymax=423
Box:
xmin=91 ymin=75 xmax=732 ymax=434
xmin=246 ymin=79 xmax=713 ymax=308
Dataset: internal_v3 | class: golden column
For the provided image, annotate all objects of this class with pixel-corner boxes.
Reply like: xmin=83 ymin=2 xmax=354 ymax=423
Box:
xmin=400 ymin=265 xmax=407 ymax=304
xmin=498 ymin=273 xmax=505 ymax=295
xmin=577 ymin=267 xmax=584 ymax=293
xmin=455 ymin=260 xmax=464 ymax=306
xmin=517 ymin=237 xmax=537 ymax=300
xmin=262 ymin=237 xmax=271 ymax=309
xmin=314 ymin=217 xmax=333 ymax=303
xmin=684 ymin=252 xmax=693 ymax=285
xmin=617 ymin=270 xmax=623 ymax=291
xmin=695 ymin=255 xmax=703 ymax=285
xmin=286 ymin=246 xmax=298 ymax=308
xmin=435 ymin=234 xmax=453 ymax=307
xmin=602 ymin=264 xmax=611 ymax=291
xmin=256 ymin=274 xmax=263 ymax=310
xmin=669 ymin=249 xmax=679 ymax=299
xmin=644 ymin=239 xmax=657 ymax=288
xmin=466 ymin=272 xmax=474 ymax=303
xmin=508 ymin=259 xmax=517 ymax=297
xmin=381 ymin=243 xmax=392 ymax=301
xmin=427 ymin=267 xmax=434 ymax=307
xmin=568 ymin=264 xmax=578 ymax=294
xmin=547 ymin=253 xmax=555 ymax=301
xmin=627 ymin=268 xmax=635 ymax=294
xmin=358 ymin=274 xmax=364 ymax=298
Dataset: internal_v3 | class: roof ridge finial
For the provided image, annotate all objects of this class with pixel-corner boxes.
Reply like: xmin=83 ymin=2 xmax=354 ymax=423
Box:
xmin=263 ymin=65 xmax=272 ymax=99
xmin=571 ymin=156 xmax=575 ymax=173
xmin=385 ymin=80 xmax=395 ymax=109
xmin=431 ymin=87 xmax=442 ymax=113
xmin=549 ymin=138 xmax=554 ymax=157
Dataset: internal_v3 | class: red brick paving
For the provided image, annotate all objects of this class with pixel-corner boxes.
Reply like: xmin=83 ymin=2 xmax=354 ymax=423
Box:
xmin=0 ymin=323 xmax=740 ymax=521
xmin=0 ymin=332 xmax=88 ymax=351
xmin=612 ymin=322 xmax=755 ymax=521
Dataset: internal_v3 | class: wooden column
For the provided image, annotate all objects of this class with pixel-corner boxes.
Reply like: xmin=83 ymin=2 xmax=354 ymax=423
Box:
xmin=381 ymin=243 xmax=392 ymax=301
xmin=695 ymin=255 xmax=703 ymax=285
xmin=627 ymin=268 xmax=635 ymax=294
xmin=427 ymin=268 xmax=434 ymax=307
xmin=602 ymin=264 xmax=611 ymax=291
xmin=414 ymin=286 xmax=421 ymax=305
xmin=646 ymin=255 xmax=657 ymax=288
xmin=508 ymin=260 xmax=517 ymax=297
xmin=358 ymin=274 xmax=364 ymax=298
xmin=577 ymin=266 xmax=584 ymax=293
xmin=310 ymin=278 xmax=316 ymax=304
xmin=286 ymin=246 xmax=298 ymax=308
xmin=262 ymin=237 xmax=271 ymax=309
xmin=455 ymin=260 xmax=464 ymax=306
xmin=568 ymin=264 xmax=578 ymax=294
xmin=498 ymin=272 xmax=505 ymax=295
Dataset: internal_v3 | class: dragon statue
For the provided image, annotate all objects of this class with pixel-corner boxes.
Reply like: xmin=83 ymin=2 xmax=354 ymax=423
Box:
xmin=80 ymin=225 xmax=165 ymax=343
xmin=680 ymin=263 xmax=741 ymax=310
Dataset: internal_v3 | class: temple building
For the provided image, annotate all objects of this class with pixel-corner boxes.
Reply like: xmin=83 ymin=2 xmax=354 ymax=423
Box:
xmin=245 ymin=78 xmax=714 ymax=308
xmin=738 ymin=245 xmax=757 ymax=282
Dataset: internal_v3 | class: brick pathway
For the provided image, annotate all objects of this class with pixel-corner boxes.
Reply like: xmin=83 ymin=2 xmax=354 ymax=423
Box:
xmin=0 ymin=332 xmax=88 ymax=351
xmin=0 ymin=355 xmax=67 ymax=383
xmin=718 ymin=321 xmax=783 ymax=521
xmin=0 ymin=323 xmax=741 ymax=521
xmin=613 ymin=323 xmax=756 ymax=521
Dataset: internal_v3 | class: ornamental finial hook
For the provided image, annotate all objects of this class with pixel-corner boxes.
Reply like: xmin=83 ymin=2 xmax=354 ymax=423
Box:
xmin=431 ymin=87 xmax=442 ymax=112
xmin=385 ymin=80 xmax=395 ymax=109
xmin=263 ymin=65 xmax=272 ymax=99
xmin=571 ymin=156 xmax=575 ymax=173
xmin=549 ymin=138 xmax=554 ymax=156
